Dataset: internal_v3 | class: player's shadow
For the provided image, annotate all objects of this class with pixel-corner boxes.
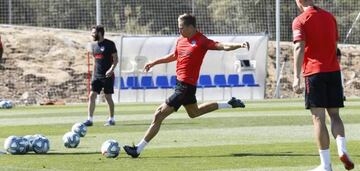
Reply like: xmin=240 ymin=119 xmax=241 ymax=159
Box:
xmin=25 ymin=152 xmax=99 ymax=155
xmin=231 ymin=152 xmax=319 ymax=157
xmin=123 ymin=122 xmax=197 ymax=126
xmin=140 ymin=152 xmax=319 ymax=159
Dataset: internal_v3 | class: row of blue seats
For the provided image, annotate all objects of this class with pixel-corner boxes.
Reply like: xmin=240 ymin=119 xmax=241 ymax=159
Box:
xmin=114 ymin=74 xmax=259 ymax=90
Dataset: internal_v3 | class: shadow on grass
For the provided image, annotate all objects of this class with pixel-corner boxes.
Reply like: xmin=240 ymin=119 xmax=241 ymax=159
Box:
xmin=25 ymin=152 xmax=99 ymax=155
xmin=138 ymin=152 xmax=320 ymax=159
xmin=122 ymin=122 xmax=197 ymax=126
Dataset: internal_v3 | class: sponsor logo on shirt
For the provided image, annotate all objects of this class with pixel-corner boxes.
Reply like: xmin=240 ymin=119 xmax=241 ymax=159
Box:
xmin=191 ymin=40 xmax=196 ymax=47
xmin=95 ymin=54 xmax=104 ymax=59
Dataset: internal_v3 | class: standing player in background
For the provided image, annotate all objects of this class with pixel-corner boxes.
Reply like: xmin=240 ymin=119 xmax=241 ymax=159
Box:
xmin=0 ymin=35 xmax=3 ymax=61
xmin=123 ymin=13 xmax=249 ymax=158
xmin=83 ymin=25 xmax=118 ymax=127
xmin=292 ymin=0 xmax=354 ymax=170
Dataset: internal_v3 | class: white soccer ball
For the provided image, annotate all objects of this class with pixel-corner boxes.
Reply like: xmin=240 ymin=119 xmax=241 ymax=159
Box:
xmin=0 ymin=100 xmax=13 ymax=109
xmin=4 ymin=136 xmax=28 ymax=154
xmin=32 ymin=136 xmax=50 ymax=154
xmin=71 ymin=123 xmax=87 ymax=137
xmin=101 ymin=139 xmax=120 ymax=158
xmin=23 ymin=135 xmax=35 ymax=151
xmin=63 ymin=132 xmax=80 ymax=148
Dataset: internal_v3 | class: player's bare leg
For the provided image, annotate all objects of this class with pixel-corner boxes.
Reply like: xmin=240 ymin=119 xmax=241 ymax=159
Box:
xmin=311 ymin=108 xmax=332 ymax=171
xmin=104 ymin=94 xmax=115 ymax=126
xmin=327 ymin=108 xmax=354 ymax=170
xmin=83 ymin=91 xmax=97 ymax=126
xmin=123 ymin=103 xmax=174 ymax=158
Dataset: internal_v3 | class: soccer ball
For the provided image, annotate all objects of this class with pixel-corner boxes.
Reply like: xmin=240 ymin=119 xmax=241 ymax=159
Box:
xmin=23 ymin=135 xmax=35 ymax=151
xmin=101 ymin=139 xmax=120 ymax=158
xmin=32 ymin=136 xmax=50 ymax=154
xmin=63 ymin=132 xmax=80 ymax=148
xmin=0 ymin=100 xmax=13 ymax=109
xmin=71 ymin=123 xmax=87 ymax=137
xmin=4 ymin=136 xmax=28 ymax=154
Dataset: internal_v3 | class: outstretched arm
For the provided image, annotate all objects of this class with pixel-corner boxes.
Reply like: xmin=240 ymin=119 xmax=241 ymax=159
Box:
xmin=144 ymin=52 xmax=176 ymax=72
xmin=214 ymin=41 xmax=250 ymax=51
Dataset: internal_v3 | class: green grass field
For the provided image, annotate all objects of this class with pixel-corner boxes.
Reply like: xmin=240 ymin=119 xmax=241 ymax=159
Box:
xmin=0 ymin=98 xmax=359 ymax=171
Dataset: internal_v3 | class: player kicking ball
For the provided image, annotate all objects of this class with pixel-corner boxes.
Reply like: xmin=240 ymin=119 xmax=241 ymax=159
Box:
xmin=123 ymin=13 xmax=249 ymax=158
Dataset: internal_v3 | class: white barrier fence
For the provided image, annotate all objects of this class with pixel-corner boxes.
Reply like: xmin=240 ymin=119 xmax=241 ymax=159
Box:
xmin=112 ymin=34 xmax=268 ymax=103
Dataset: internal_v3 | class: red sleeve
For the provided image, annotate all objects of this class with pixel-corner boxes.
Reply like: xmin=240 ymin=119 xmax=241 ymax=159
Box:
xmin=333 ymin=16 xmax=339 ymax=41
xmin=203 ymin=37 xmax=218 ymax=50
xmin=292 ymin=17 xmax=305 ymax=43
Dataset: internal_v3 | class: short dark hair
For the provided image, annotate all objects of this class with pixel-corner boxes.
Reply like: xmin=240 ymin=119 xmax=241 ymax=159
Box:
xmin=92 ymin=25 xmax=105 ymax=36
xmin=178 ymin=13 xmax=196 ymax=27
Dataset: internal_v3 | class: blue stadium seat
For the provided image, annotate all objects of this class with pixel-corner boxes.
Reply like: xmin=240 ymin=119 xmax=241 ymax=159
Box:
xmin=126 ymin=76 xmax=141 ymax=89
xmin=120 ymin=77 xmax=128 ymax=89
xmin=214 ymin=74 xmax=230 ymax=87
xmin=156 ymin=75 xmax=172 ymax=89
xmin=170 ymin=75 xmax=177 ymax=88
xmin=140 ymin=76 xmax=157 ymax=89
xmin=242 ymin=74 xmax=259 ymax=87
xmin=198 ymin=75 xmax=216 ymax=88
xmin=227 ymin=74 xmax=244 ymax=87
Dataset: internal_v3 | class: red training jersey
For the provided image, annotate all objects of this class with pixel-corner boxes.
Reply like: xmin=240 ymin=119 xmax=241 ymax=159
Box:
xmin=292 ymin=6 xmax=340 ymax=76
xmin=174 ymin=32 xmax=217 ymax=85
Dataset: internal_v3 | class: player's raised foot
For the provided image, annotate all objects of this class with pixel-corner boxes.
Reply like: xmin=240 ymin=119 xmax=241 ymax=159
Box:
xmin=83 ymin=120 xmax=93 ymax=127
xmin=309 ymin=165 xmax=332 ymax=171
xmin=123 ymin=145 xmax=140 ymax=158
xmin=340 ymin=153 xmax=354 ymax=170
xmin=104 ymin=120 xmax=115 ymax=126
xmin=227 ymin=97 xmax=245 ymax=108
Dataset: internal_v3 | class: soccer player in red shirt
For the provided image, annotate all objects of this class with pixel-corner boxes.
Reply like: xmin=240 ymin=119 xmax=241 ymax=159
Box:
xmin=123 ymin=13 xmax=249 ymax=158
xmin=292 ymin=0 xmax=354 ymax=170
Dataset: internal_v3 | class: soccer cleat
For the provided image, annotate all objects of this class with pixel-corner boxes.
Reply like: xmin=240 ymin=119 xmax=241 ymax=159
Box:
xmin=83 ymin=120 xmax=93 ymax=127
xmin=227 ymin=97 xmax=245 ymax=108
xmin=340 ymin=153 xmax=354 ymax=170
xmin=123 ymin=145 xmax=140 ymax=158
xmin=104 ymin=120 xmax=115 ymax=126
xmin=309 ymin=165 xmax=332 ymax=171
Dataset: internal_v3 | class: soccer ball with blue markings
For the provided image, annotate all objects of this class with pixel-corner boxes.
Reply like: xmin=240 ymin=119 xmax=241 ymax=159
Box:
xmin=101 ymin=139 xmax=120 ymax=158
xmin=63 ymin=131 xmax=80 ymax=148
xmin=4 ymin=136 xmax=28 ymax=154
xmin=71 ymin=123 xmax=87 ymax=137
xmin=32 ymin=136 xmax=50 ymax=154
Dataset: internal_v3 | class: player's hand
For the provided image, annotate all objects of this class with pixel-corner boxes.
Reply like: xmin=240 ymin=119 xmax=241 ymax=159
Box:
xmin=243 ymin=41 xmax=250 ymax=51
xmin=105 ymin=70 xmax=114 ymax=78
xmin=143 ymin=62 xmax=154 ymax=73
xmin=292 ymin=77 xmax=303 ymax=94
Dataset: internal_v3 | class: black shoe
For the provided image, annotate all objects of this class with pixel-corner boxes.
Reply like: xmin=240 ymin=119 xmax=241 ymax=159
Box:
xmin=123 ymin=145 xmax=140 ymax=158
xmin=227 ymin=97 xmax=245 ymax=108
xmin=83 ymin=120 xmax=93 ymax=126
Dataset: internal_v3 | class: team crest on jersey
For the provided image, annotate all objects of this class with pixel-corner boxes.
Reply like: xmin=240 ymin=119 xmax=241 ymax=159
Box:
xmin=100 ymin=46 xmax=105 ymax=52
xmin=191 ymin=40 xmax=196 ymax=47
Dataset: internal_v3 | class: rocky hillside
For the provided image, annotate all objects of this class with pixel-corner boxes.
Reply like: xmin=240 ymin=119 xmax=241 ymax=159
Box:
xmin=0 ymin=26 xmax=359 ymax=104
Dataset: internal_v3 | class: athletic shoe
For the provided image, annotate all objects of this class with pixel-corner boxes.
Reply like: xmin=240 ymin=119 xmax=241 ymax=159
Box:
xmin=123 ymin=145 xmax=140 ymax=158
xmin=340 ymin=153 xmax=354 ymax=170
xmin=104 ymin=120 xmax=115 ymax=126
xmin=309 ymin=165 xmax=332 ymax=171
xmin=227 ymin=97 xmax=245 ymax=108
xmin=83 ymin=120 xmax=93 ymax=127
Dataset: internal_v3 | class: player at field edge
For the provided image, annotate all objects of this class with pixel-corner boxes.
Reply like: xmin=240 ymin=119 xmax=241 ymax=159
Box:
xmin=123 ymin=13 xmax=249 ymax=158
xmin=292 ymin=0 xmax=354 ymax=170
xmin=0 ymin=35 xmax=3 ymax=61
xmin=83 ymin=25 xmax=118 ymax=127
